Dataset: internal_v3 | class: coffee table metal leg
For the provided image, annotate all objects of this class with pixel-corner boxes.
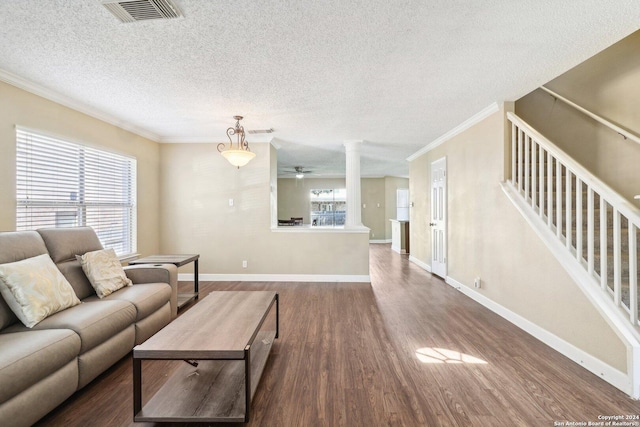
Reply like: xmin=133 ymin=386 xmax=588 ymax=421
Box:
xmin=275 ymin=293 xmax=280 ymax=339
xmin=244 ymin=345 xmax=251 ymax=423
xmin=194 ymin=259 xmax=199 ymax=299
xmin=133 ymin=358 xmax=142 ymax=417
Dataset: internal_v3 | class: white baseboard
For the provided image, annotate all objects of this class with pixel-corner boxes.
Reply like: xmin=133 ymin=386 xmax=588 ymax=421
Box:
xmin=409 ymin=256 xmax=432 ymax=272
xmin=444 ymin=275 xmax=630 ymax=396
xmin=178 ymin=273 xmax=371 ymax=283
xmin=370 ymin=239 xmax=392 ymax=244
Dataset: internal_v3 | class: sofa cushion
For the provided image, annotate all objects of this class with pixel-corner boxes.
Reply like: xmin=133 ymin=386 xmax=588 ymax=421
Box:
xmin=0 ymin=254 xmax=81 ymax=328
xmin=56 ymin=260 xmax=96 ymax=300
xmin=36 ymin=227 xmax=103 ymax=264
xmin=84 ymin=283 xmax=171 ymax=321
xmin=6 ymin=300 xmax=137 ymax=353
xmin=0 ymin=329 xmax=80 ymax=404
xmin=37 ymin=227 xmax=106 ymax=300
xmin=0 ymin=231 xmax=49 ymax=330
xmin=0 ymin=231 xmax=48 ymax=265
xmin=78 ymin=249 xmax=132 ymax=298
xmin=0 ymin=358 xmax=78 ymax=427
xmin=0 ymin=296 xmax=17 ymax=332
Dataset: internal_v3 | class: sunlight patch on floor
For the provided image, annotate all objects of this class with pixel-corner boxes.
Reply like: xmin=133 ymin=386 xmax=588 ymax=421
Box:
xmin=415 ymin=347 xmax=488 ymax=364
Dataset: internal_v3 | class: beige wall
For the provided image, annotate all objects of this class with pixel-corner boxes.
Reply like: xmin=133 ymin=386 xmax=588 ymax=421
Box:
xmin=409 ymin=161 xmax=429 ymax=263
xmin=0 ymin=81 xmax=161 ymax=255
xmin=160 ymin=143 xmax=369 ymax=276
xmin=516 ymin=30 xmax=640 ymax=206
xmin=0 ymin=80 xmax=369 ymax=277
xmin=361 ymin=178 xmax=386 ymax=240
xmin=409 ymin=104 xmax=626 ymax=372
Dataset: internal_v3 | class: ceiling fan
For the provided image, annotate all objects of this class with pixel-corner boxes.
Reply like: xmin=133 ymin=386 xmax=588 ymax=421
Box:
xmin=283 ymin=166 xmax=315 ymax=179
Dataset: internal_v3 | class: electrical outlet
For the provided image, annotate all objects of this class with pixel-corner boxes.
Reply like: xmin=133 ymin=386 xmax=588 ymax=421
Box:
xmin=242 ymin=260 xmax=247 ymax=268
xmin=474 ymin=277 xmax=481 ymax=288
xmin=229 ymin=199 xmax=234 ymax=207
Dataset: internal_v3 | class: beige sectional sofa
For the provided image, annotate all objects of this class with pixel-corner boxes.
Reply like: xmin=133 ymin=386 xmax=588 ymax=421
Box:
xmin=0 ymin=227 xmax=177 ymax=427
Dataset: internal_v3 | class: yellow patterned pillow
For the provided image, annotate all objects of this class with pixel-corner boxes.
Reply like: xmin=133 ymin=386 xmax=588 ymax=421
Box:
xmin=0 ymin=254 xmax=81 ymax=328
xmin=78 ymin=248 xmax=132 ymax=298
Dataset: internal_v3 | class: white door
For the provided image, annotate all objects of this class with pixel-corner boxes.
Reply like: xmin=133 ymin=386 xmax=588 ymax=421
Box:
xmin=430 ymin=157 xmax=447 ymax=278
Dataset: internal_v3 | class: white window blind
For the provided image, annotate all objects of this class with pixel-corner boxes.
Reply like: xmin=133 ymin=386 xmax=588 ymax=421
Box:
xmin=16 ymin=128 xmax=137 ymax=256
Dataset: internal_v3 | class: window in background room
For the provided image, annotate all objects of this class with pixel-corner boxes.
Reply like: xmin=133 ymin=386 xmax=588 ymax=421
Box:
xmin=16 ymin=128 xmax=137 ymax=256
xmin=310 ymin=189 xmax=346 ymax=227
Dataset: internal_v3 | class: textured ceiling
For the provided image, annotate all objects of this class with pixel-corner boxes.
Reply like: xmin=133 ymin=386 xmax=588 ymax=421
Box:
xmin=1 ymin=0 xmax=639 ymax=177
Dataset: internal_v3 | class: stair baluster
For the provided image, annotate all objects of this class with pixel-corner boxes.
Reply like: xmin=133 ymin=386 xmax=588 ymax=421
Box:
xmin=507 ymin=112 xmax=640 ymax=328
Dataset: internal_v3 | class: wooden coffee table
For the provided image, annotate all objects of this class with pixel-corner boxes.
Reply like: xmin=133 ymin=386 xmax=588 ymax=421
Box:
xmin=133 ymin=291 xmax=279 ymax=423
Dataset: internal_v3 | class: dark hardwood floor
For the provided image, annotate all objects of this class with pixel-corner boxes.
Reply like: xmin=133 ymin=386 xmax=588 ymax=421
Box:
xmin=36 ymin=244 xmax=640 ymax=426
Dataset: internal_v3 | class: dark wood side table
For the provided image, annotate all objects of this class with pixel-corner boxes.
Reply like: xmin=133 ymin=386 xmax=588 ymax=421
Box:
xmin=129 ymin=254 xmax=199 ymax=309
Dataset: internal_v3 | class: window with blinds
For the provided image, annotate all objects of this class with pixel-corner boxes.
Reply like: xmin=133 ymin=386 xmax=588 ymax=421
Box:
xmin=16 ymin=128 xmax=137 ymax=256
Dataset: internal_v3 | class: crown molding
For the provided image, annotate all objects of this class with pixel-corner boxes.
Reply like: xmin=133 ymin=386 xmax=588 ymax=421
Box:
xmin=269 ymin=137 xmax=287 ymax=150
xmin=0 ymin=68 xmax=160 ymax=142
xmin=158 ymin=137 xmax=216 ymax=143
xmin=407 ymin=102 xmax=500 ymax=161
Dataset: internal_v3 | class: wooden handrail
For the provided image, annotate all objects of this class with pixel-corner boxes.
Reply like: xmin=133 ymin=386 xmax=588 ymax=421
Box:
xmin=540 ymin=86 xmax=640 ymax=146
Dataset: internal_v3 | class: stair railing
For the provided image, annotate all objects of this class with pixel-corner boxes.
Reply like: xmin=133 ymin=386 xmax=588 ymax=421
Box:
xmin=507 ymin=112 xmax=640 ymax=327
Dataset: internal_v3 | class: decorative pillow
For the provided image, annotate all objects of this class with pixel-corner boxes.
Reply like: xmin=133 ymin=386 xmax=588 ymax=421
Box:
xmin=0 ymin=254 xmax=81 ymax=328
xmin=77 ymin=248 xmax=132 ymax=298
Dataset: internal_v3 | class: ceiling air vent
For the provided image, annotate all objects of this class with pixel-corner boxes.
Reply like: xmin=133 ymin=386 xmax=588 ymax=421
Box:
xmin=248 ymin=128 xmax=274 ymax=135
xmin=102 ymin=0 xmax=182 ymax=23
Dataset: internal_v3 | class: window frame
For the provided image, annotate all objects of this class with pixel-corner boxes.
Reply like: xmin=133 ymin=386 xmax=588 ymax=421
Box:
xmin=310 ymin=188 xmax=346 ymax=227
xmin=15 ymin=127 xmax=137 ymax=257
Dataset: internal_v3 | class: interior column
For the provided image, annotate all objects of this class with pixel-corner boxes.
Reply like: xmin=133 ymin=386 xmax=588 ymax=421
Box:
xmin=344 ymin=140 xmax=363 ymax=228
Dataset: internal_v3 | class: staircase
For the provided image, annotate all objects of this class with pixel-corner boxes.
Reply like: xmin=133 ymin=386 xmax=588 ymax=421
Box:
xmin=507 ymin=112 xmax=640 ymax=325
xmin=503 ymin=112 xmax=640 ymax=397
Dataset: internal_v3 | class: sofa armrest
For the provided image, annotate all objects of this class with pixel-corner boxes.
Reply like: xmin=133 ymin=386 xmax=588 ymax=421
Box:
xmin=124 ymin=264 xmax=178 ymax=319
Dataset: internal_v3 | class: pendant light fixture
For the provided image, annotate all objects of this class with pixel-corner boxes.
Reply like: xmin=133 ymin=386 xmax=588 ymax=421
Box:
xmin=217 ymin=115 xmax=256 ymax=168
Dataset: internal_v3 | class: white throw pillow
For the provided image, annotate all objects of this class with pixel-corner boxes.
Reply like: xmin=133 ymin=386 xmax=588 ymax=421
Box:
xmin=0 ymin=254 xmax=81 ymax=328
xmin=77 ymin=248 xmax=132 ymax=298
